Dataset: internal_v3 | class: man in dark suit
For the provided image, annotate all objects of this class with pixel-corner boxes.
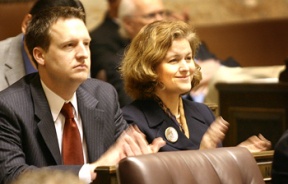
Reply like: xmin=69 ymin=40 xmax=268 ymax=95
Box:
xmin=272 ymin=129 xmax=288 ymax=183
xmin=0 ymin=0 xmax=85 ymax=92
xmin=0 ymin=6 xmax=165 ymax=184
xmin=89 ymin=0 xmax=128 ymax=80
xmin=89 ymin=0 xmax=132 ymax=107
xmin=89 ymin=0 xmax=240 ymax=107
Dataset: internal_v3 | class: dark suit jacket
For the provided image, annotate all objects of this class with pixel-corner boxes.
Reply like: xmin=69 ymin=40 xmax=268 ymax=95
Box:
xmin=272 ymin=129 xmax=288 ymax=184
xmin=0 ymin=73 xmax=128 ymax=184
xmin=89 ymin=13 xmax=131 ymax=107
xmin=122 ymin=98 xmax=216 ymax=151
xmin=89 ymin=13 xmax=129 ymax=76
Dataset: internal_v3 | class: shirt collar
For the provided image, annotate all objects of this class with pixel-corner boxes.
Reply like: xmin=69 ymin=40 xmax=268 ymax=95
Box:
xmin=41 ymin=80 xmax=78 ymax=121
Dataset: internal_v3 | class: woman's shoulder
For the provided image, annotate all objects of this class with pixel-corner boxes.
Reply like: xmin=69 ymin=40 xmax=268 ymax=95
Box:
xmin=182 ymin=98 xmax=210 ymax=109
xmin=122 ymin=99 xmax=156 ymax=114
xmin=182 ymin=98 xmax=215 ymax=120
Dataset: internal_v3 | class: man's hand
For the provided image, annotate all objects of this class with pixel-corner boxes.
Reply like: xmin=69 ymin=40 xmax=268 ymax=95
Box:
xmin=190 ymin=59 xmax=221 ymax=98
xmin=90 ymin=125 xmax=166 ymax=180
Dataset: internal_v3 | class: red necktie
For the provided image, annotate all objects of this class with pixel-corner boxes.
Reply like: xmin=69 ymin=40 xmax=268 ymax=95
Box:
xmin=61 ymin=102 xmax=84 ymax=165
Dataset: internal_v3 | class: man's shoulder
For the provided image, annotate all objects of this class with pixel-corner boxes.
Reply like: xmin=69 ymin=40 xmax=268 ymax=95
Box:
xmin=122 ymin=99 xmax=156 ymax=113
xmin=0 ymin=73 xmax=37 ymax=101
xmin=81 ymin=78 xmax=116 ymax=93
xmin=182 ymin=98 xmax=207 ymax=108
xmin=0 ymin=34 xmax=22 ymax=49
xmin=275 ymin=129 xmax=288 ymax=151
xmin=182 ymin=98 xmax=215 ymax=117
xmin=89 ymin=14 xmax=119 ymax=39
xmin=79 ymin=78 xmax=120 ymax=105
xmin=89 ymin=15 xmax=126 ymax=50
xmin=0 ymin=34 xmax=23 ymax=62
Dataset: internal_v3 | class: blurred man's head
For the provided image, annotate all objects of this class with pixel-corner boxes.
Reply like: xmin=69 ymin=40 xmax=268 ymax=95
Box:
xmin=21 ymin=0 xmax=85 ymax=33
xmin=118 ymin=0 xmax=166 ymax=39
xmin=107 ymin=0 xmax=122 ymax=19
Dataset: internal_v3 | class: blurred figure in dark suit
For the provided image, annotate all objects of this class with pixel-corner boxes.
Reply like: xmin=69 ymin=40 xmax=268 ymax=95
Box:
xmin=89 ymin=0 xmax=240 ymax=107
xmin=272 ymin=129 xmax=288 ymax=184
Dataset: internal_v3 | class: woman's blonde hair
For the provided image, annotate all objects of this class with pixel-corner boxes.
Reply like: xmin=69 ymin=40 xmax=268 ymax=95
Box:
xmin=120 ymin=20 xmax=202 ymax=99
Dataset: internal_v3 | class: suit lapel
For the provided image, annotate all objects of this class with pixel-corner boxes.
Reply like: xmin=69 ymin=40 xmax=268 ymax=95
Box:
xmin=183 ymin=100 xmax=212 ymax=149
xmin=142 ymin=99 xmax=199 ymax=150
xmin=29 ymin=76 xmax=112 ymax=164
xmin=76 ymin=85 xmax=104 ymax=162
xmin=157 ymin=116 xmax=198 ymax=150
xmin=30 ymin=74 xmax=62 ymax=164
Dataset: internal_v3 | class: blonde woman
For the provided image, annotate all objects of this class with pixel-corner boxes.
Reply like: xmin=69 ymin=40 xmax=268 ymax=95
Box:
xmin=121 ymin=20 xmax=271 ymax=152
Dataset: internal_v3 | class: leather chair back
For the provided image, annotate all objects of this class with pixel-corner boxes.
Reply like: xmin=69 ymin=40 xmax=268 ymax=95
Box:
xmin=117 ymin=147 xmax=264 ymax=184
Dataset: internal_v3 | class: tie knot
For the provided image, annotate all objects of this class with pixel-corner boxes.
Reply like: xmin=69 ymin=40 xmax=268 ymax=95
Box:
xmin=61 ymin=102 xmax=74 ymax=119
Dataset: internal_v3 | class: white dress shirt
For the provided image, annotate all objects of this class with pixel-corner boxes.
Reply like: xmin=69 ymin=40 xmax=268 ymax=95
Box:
xmin=41 ymin=81 xmax=92 ymax=183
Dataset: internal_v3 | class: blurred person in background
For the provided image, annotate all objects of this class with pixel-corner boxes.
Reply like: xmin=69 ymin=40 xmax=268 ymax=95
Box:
xmin=89 ymin=0 xmax=238 ymax=107
xmin=272 ymin=129 xmax=288 ymax=183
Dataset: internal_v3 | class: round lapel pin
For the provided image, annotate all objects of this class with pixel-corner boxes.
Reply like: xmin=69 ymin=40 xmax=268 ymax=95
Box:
xmin=165 ymin=127 xmax=178 ymax=143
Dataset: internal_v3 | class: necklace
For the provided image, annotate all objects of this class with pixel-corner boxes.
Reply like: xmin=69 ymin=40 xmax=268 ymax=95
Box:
xmin=153 ymin=95 xmax=189 ymax=138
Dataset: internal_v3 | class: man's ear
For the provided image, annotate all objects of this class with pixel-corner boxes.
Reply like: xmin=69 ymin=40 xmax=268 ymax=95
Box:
xmin=33 ymin=47 xmax=45 ymax=66
xmin=122 ymin=17 xmax=134 ymax=38
xmin=21 ymin=14 xmax=32 ymax=34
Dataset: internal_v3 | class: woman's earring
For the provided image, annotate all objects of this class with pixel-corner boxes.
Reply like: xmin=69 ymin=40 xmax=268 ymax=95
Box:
xmin=157 ymin=81 xmax=166 ymax=90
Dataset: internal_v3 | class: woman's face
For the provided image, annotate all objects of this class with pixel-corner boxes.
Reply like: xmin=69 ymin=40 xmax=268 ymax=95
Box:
xmin=156 ymin=38 xmax=196 ymax=96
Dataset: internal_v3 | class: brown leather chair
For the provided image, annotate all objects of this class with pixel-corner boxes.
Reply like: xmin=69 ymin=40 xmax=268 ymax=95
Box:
xmin=117 ymin=147 xmax=265 ymax=184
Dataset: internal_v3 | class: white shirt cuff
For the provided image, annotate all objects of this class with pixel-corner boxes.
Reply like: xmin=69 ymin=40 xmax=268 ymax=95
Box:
xmin=79 ymin=164 xmax=93 ymax=184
